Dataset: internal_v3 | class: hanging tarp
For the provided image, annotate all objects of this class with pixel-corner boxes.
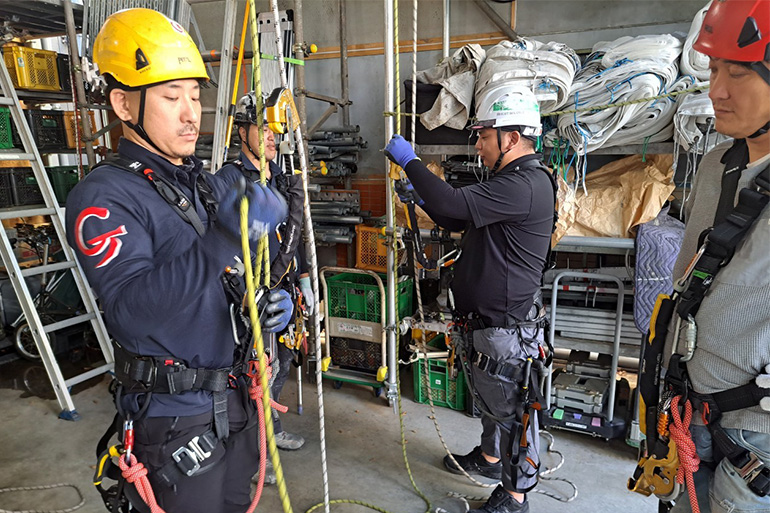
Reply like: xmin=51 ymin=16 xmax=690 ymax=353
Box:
xmin=416 ymin=44 xmax=486 ymax=131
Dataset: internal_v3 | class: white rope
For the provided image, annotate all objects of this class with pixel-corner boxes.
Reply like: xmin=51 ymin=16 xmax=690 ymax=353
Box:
xmin=0 ymin=484 xmax=85 ymax=513
xmin=268 ymin=1 xmax=329 ymax=511
xmin=444 ymin=430 xmax=578 ymax=504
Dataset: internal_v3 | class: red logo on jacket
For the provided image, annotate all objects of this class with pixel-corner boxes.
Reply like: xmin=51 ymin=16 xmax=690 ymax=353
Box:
xmin=75 ymin=207 xmax=127 ymax=269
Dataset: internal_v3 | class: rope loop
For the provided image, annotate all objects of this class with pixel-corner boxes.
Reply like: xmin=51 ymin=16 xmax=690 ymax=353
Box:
xmin=669 ymin=395 xmax=701 ymax=513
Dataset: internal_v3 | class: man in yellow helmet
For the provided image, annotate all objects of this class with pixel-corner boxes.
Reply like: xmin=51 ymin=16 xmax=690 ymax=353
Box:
xmin=65 ymin=8 xmax=290 ymax=512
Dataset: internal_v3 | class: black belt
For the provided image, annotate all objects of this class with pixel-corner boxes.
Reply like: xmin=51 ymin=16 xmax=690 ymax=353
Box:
xmin=469 ymin=349 xmax=521 ymax=381
xmin=456 ymin=314 xmax=544 ymax=333
xmin=114 ymin=343 xmax=233 ymax=395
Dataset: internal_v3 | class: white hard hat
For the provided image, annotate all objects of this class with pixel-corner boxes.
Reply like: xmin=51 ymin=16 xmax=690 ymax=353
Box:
xmin=471 ymin=86 xmax=542 ymax=136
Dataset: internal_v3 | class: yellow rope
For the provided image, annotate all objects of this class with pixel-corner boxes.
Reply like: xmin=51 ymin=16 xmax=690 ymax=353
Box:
xmin=382 ymin=83 xmax=710 ymax=120
xmin=542 ymin=84 xmax=709 ymax=117
xmin=245 ymin=1 xmax=292 ymax=511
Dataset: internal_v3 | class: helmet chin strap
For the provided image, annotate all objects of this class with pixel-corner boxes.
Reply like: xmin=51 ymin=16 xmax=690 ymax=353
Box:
xmin=748 ymin=120 xmax=770 ymax=139
xmin=489 ymin=127 xmax=511 ymax=173
xmin=123 ymin=87 xmax=167 ymax=156
xmin=240 ymin=124 xmax=262 ymax=161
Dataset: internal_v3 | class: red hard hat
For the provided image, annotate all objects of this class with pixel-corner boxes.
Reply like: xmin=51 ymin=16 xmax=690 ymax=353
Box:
xmin=694 ymin=0 xmax=770 ymax=62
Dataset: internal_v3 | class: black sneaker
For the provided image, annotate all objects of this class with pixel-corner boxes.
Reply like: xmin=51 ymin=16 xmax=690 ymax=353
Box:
xmin=443 ymin=446 xmax=503 ymax=480
xmin=470 ymin=485 xmax=529 ymax=513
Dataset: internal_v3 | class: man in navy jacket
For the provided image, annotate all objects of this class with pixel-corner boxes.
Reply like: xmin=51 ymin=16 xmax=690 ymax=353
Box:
xmin=66 ymin=9 xmax=291 ymax=513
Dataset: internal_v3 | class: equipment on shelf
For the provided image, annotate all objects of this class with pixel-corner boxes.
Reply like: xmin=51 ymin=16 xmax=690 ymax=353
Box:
xmin=308 ymin=125 xmax=366 ymax=178
xmin=310 ymin=189 xmax=361 ymax=245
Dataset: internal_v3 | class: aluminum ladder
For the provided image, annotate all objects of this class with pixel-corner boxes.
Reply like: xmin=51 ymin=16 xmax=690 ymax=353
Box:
xmin=0 ymin=48 xmax=114 ymax=421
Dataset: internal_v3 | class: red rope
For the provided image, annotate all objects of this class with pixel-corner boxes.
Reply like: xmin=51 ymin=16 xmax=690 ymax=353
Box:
xmin=118 ymin=454 xmax=166 ymax=513
xmin=669 ymin=395 xmax=701 ymax=513
xmin=244 ymin=358 xmax=288 ymax=513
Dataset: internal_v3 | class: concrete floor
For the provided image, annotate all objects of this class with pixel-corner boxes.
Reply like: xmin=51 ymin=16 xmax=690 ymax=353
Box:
xmin=0 ymin=353 xmax=657 ymax=513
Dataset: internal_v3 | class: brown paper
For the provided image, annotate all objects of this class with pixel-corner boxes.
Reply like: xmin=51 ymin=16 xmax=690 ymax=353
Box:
xmin=564 ymin=154 xmax=675 ymax=239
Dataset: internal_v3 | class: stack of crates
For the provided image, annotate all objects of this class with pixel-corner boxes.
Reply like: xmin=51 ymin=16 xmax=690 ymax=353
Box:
xmin=325 ymin=272 xmax=413 ymax=372
xmin=3 ymin=46 xmax=61 ymax=91
xmin=2 ymin=168 xmax=44 ymax=206
xmin=412 ymin=333 xmax=467 ymax=411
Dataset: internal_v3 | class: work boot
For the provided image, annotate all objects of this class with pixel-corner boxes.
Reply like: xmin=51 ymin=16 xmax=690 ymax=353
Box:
xmin=470 ymin=485 xmax=529 ymax=513
xmin=443 ymin=446 xmax=502 ymax=480
xmin=252 ymin=458 xmax=276 ymax=486
xmin=275 ymin=430 xmax=305 ymax=450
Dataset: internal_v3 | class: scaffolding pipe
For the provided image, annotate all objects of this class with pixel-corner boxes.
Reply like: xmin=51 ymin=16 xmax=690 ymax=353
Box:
xmin=294 ymin=0 xmax=308 ymax=142
xmin=339 ymin=0 xmax=350 ymax=125
xmin=383 ymin=0 xmax=398 ymax=407
xmin=443 ymin=0 xmax=450 ymax=58
xmin=63 ymin=0 xmax=97 ymax=168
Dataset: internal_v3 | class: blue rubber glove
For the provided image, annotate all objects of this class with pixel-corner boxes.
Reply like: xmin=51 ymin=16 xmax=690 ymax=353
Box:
xmin=217 ymin=178 xmax=287 ymax=247
xmin=394 ymin=179 xmax=424 ymax=206
xmin=263 ymin=289 xmax=293 ymax=333
xmin=384 ymin=134 xmax=419 ymax=169
xmin=298 ymin=275 xmax=314 ymax=311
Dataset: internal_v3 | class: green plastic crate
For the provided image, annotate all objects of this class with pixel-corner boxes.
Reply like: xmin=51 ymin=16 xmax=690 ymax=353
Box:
xmin=46 ymin=166 xmax=85 ymax=205
xmin=325 ymin=272 xmax=413 ymax=322
xmin=413 ymin=357 xmax=466 ymax=411
xmin=0 ymin=107 xmax=12 ymax=149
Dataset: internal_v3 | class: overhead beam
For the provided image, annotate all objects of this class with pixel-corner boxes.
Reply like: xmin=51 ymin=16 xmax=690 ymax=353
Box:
xmin=472 ymin=0 xmax=519 ymax=41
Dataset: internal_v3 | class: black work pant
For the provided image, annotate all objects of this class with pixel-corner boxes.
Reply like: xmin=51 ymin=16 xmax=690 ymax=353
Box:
xmin=131 ymin=386 xmax=258 ymax=513
xmin=461 ymin=319 xmax=542 ymax=494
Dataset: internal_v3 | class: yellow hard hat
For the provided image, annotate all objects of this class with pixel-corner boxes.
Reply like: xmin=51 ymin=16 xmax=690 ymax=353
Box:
xmin=93 ymin=8 xmax=208 ymax=88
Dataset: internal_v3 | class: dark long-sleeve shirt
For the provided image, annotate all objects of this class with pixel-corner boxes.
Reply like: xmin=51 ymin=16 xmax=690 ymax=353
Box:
xmin=403 ymin=154 xmax=555 ymax=324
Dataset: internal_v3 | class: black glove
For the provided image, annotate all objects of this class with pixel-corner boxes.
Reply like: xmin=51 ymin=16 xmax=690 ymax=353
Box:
xmin=395 ymin=179 xmax=424 ymax=206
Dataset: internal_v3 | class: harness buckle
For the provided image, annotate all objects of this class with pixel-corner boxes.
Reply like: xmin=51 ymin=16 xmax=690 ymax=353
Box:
xmin=737 ymin=451 xmax=765 ymax=482
xmin=172 ymin=435 xmax=214 ymax=477
xmin=472 ymin=351 xmax=491 ymax=372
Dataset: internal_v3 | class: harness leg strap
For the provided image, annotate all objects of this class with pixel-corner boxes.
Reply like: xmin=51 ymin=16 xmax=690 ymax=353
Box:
xmin=213 ymin=391 xmax=229 ymax=441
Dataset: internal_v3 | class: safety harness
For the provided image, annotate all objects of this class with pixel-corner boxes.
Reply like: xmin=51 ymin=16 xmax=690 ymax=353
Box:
xmin=629 ymin=142 xmax=770 ymax=508
xmin=89 ymin=155 xmax=262 ymax=513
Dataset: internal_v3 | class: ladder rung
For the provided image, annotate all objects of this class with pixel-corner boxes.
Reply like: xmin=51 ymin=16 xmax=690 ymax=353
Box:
xmin=0 ymin=152 xmax=35 ymax=161
xmin=43 ymin=313 xmax=96 ymax=333
xmin=21 ymin=261 xmax=77 ymax=277
xmin=0 ymin=98 xmax=14 ymax=106
xmin=65 ymin=363 xmax=114 ymax=388
xmin=0 ymin=207 xmax=57 ymax=219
